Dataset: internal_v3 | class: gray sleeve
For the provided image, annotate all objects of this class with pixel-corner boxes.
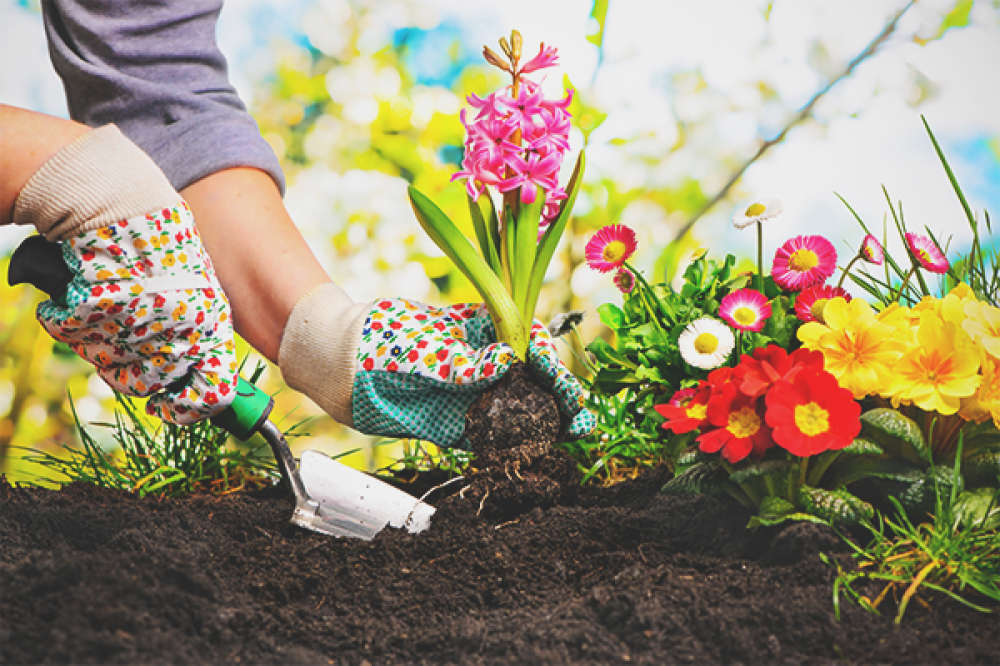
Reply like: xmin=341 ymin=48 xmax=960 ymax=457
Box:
xmin=41 ymin=0 xmax=285 ymax=194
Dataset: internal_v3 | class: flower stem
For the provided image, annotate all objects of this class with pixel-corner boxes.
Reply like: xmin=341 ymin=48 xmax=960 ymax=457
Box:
xmin=624 ymin=261 xmax=667 ymax=333
xmin=836 ymin=253 xmax=862 ymax=290
xmin=893 ymin=265 xmax=917 ymax=303
xmin=756 ymin=221 xmax=764 ymax=293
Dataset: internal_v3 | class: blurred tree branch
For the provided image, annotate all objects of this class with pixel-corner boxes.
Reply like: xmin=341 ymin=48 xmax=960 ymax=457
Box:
xmin=671 ymin=0 xmax=916 ymax=243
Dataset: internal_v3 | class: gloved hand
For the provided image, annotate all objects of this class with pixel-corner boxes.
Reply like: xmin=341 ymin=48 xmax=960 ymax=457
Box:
xmin=278 ymin=293 xmax=595 ymax=448
xmin=11 ymin=125 xmax=238 ymax=424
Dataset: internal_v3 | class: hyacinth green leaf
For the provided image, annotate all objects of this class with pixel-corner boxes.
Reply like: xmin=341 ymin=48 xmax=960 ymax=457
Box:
xmin=467 ymin=193 xmax=502 ymax=276
xmin=525 ymin=151 xmax=585 ymax=325
xmin=513 ymin=186 xmax=544 ymax=323
xmin=798 ymin=485 xmax=874 ymax=526
xmin=408 ymin=185 xmax=526 ymax=357
xmin=860 ymin=408 xmax=931 ymax=466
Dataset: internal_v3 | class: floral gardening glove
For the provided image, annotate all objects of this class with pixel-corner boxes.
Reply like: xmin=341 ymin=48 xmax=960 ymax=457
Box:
xmin=348 ymin=299 xmax=594 ymax=448
xmin=33 ymin=204 xmax=238 ymax=424
xmin=10 ymin=125 xmax=237 ymax=425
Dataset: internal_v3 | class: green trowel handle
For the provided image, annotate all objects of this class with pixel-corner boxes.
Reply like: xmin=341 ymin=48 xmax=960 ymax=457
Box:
xmin=211 ymin=377 xmax=274 ymax=441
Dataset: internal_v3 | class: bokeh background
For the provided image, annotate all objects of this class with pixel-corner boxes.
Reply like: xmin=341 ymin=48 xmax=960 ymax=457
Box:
xmin=2 ymin=0 xmax=998 ymax=481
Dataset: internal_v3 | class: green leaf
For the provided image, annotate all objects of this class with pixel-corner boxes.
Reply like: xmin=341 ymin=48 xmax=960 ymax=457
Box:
xmin=899 ymin=466 xmax=965 ymax=514
xmin=952 ymin=487 xmax=1000 ymax=530
xmin=408 ymin=185 xmax=526 ymax=357
xmin=467 ymin=193 xmax=502 ymax=276
xmin=662 ymin=460 xmax=728 ymax=495
xmin=824 ymin=457 xmax=923 ymax=489
xmin=798 ymin=485 xmax=874 ymax=525
xmin=525 ymin=151 xmax=584 ymax=325
xmin=841 ymin=437 xmax=885 ymax=457
xmin=861 ymin=408 xmax=931 ymax=465
xmin=586 ymin=337 xmax=632 ymax=367
xmin=586 ymin=0 xmax=609 ymax=49
xmin=747 ymin=496 xmax=828 ymax=529
xmin=961 ymin=448 xmax=1000 ymax=487
xmin=597 ymin=302 xmax=625 ymax=330
xmin=512 ymin=186 xmax=544 ymax=323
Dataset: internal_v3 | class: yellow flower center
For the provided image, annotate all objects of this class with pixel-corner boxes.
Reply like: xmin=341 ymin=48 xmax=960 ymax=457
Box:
xmin=745 ymin=202 xmax=766 ymax=217
xmin=733 ymin=307 xmax=758 ymax=326
xmin=916 ymin=248 xmax=931 ymax=264
xmin=686 ymin=403 xmax=707 ymax=420
xmin=694 ymin=332 xmax=719 ymax=354
xmin=794 ymin=401 xmax=830 ymax=436
xmin=788 ymin=248 xmax=819 ymax=272
xmin=602 ymin=240 xmax=628 ymax=263
xmin=810 ymin=298 xmax=829 ymax=322
xmin=727 ymin=406 xmax=761 ymax=438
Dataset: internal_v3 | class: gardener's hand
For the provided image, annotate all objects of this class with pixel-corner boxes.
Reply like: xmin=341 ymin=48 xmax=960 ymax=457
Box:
xmin=11 ymin=125 xmax=238 ymax=425
xmin=278 ymin=294 xmax=594 ymax=448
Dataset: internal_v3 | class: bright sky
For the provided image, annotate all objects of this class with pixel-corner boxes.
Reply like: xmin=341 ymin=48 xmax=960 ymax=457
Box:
xmin=2 ymin=0 xmax=998 ymax=296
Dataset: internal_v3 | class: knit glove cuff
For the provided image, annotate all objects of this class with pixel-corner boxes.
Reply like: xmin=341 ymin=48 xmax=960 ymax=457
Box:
xmin=277 ymin=283 xmax=370 ymax=427
xmin=12 ymin=125 xmax=180 ymax=240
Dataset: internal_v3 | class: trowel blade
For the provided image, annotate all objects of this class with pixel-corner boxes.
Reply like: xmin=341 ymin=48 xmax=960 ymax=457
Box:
xmin=298 ymin=450 xmax=436 ymax=535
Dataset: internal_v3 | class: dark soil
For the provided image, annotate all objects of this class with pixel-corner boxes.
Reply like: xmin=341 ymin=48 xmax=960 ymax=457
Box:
xmin=1 ymin=458 xmax=997 ymax=665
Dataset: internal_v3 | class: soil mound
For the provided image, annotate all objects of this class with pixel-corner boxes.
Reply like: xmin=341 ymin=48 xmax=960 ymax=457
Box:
xmin=1 ymin=466 xmax=995 ymax=664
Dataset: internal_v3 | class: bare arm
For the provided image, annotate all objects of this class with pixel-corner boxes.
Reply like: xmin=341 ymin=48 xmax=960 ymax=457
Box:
xmin=0 ymin=105 xmax=89 ymax=224
xmin=179 ymin=168 xmax=330 ymax=362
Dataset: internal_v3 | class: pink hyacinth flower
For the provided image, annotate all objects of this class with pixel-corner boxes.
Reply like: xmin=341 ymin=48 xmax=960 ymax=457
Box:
xmin=771 ymin=235 xmax=837 ymax=291
xmin=518 ymin=43 xmax=559 ymax=74
xmin=860 ymin=234 xmax=884 ymax=265
xmin=794 ymin=284 xmax=851 ymax=323
xmin=500 ymin=151 xmax=562 ymax=204
xmin=905 ymin=232 xmax=949 ymax=273
xmin=585 ymin=224 xmax=638 ymax=273
xmin=719 ymin=288 xmax=772 ymax=332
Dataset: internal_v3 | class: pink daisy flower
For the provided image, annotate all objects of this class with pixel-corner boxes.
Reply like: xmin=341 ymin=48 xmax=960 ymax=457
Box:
xmin=613 ymin=267 xmax=636 ymax=294
xmin=585 ymin=224 xmax=638 ymax=273
xmin=719 ymin=288 xmax=772 ymax=332
xmin=771 ymin=235 xmax=837 ymax=291
xmin=860 ymin=234 xmax=884 ymax=265
xmin=794 ymin=284 xmax=851 ymax=323
xmin=905 ymin=232 xmax=949 ymax=273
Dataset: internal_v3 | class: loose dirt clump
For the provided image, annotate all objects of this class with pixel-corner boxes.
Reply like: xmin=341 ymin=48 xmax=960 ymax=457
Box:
xmin=1 ymin=466 xmax=996 ymax=664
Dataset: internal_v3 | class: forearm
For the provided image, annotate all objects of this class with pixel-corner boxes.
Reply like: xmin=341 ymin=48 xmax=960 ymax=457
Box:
xmin=179 ymin=168 xmax=335 ymax=362
xmin=0 ymin=105 xmax=89 ymax=224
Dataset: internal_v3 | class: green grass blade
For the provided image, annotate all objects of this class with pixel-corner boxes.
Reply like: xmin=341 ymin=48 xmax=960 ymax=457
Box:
xmin=922 ymin=115 xmax=978 ymax=233
xmin=525 ymin=151 xmax=585 ymax=325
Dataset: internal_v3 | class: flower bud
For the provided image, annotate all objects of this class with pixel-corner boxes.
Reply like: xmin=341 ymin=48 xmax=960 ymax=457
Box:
xmin=482 ymin=46 xmax=512 ymax=73
xmin=498 ymin=36 xmax=512 ymax=59
xmin=511 ymin=30 xmax=522 ymax=62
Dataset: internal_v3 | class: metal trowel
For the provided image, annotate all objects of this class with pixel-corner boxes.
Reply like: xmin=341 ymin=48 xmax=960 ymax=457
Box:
xmin=8 ymin=234 xmax=435 ymax=540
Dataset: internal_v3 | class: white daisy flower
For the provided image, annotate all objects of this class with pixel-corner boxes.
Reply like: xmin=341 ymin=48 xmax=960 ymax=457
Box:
xmin=678 ymin=317 xmax=735 ymax=370
xmin=732 ymin=198 xmax=783 ymax=229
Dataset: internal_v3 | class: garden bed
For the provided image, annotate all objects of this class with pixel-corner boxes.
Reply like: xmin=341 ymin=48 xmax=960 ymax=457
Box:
xmin=1 ymin=465 xmax=995 ymax=664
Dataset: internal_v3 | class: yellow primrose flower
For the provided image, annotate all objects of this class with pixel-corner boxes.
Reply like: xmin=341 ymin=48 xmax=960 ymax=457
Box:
xmin=963 ymin=299 xmax=1000 ymax=359
xmin=134 ymin=238 xmax=148 ymax=250
xmin=95 ymin=269 xmax=114 ymax=280
xmin=95 ymin=298 xmax=114 ymax=310
xmin=96 ymin=226 xmax=114 ymax=240
xmin=797 ymin=297 xmax=905 ymax=399
xmin=891 ymin=311 xmax=981 ymax=415
xmin=960 ymin=355 xmax=1000 ymax=428
xmin=130 ymin=285 xmax=145 ymax=296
